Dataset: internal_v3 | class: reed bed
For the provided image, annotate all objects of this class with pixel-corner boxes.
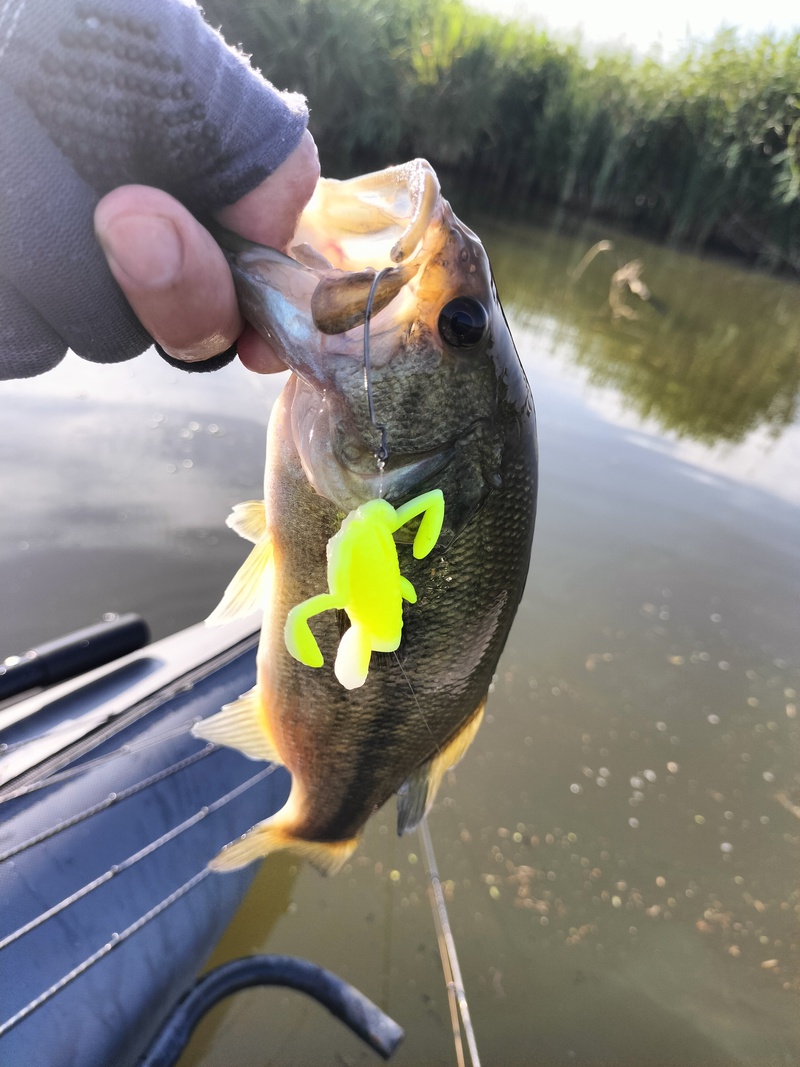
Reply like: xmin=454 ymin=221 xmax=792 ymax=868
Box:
xmin=204 ymin=0 xmax=800 ymax=270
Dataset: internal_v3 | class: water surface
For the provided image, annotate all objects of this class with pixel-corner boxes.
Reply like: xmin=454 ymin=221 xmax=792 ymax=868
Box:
xmin=1 ymin=214 xmax=798 ymax=1065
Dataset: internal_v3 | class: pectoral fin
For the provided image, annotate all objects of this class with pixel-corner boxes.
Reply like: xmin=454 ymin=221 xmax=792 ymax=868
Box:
xmin=226 ymin=500 xmax=267 ymax=544
xmin=396 ymin=700 xmax=486 ymax=835
xmin=192 ymin=686 xmax=281 ymax=764
xmin=206 ymin=535 xmax=273 ymax=627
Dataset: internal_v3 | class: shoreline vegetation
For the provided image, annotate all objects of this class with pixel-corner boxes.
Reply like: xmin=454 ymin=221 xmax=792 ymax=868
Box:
xmin=204 ymin=0 xmax=800 ymax=274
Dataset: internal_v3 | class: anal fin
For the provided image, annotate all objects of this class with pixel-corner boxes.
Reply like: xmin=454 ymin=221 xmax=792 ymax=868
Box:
xmin=209 ymin=820 xmax=358 ymax=876
xmin=397 ymin=700 xmax=486 ymax=835
xmin=192 ymin=686 xmax=281 ymax=764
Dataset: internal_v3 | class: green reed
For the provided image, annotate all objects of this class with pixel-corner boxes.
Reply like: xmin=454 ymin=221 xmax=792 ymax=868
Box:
xmin=204 ymin=0 xmax=800 ymax=271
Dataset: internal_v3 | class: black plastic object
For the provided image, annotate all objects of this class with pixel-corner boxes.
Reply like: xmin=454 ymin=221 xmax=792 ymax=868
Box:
xmin=0 ymin=614 xmax=151 ymax=701
xmin=138 ymin=955 xmax=405 ymax=1065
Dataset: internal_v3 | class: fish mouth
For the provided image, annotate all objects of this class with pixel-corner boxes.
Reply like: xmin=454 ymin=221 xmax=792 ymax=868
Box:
xmin=293 ymin=159 xmax=442 ymax=273
xmin=217 ymin=160 xmax=448 ymax=388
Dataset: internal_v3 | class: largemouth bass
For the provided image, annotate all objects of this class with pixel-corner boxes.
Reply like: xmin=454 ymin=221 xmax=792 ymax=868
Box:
xmin=195 ymin=160 xmax=537 ymax=874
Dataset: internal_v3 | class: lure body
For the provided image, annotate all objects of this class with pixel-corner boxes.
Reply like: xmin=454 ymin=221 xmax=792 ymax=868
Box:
xmin=285 ymin=491 xmax=445 ymax=689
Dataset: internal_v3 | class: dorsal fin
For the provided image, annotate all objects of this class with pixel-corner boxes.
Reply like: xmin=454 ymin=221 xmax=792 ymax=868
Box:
xmin=397 ymin=700 xmax=486 ymax=835
xmin=192 ymin=686 xmax=281 ymax=764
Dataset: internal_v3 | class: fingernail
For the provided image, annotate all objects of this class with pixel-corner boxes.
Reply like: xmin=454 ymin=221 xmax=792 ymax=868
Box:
xmin=96 ymin=214 xmax=183 ymax=289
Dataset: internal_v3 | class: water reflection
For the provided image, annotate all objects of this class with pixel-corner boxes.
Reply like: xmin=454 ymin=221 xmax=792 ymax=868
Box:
xmin=0 ymin=351 xmax=282 ymax=652
xmin=484 ymin=218 xmax=800 ymax=445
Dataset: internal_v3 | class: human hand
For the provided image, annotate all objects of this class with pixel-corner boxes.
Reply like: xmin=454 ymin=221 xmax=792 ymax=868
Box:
xmin=94 ymin=130 xmax=320 ymax=374
xmin=0 ymin=0 xmax=313 ymax=380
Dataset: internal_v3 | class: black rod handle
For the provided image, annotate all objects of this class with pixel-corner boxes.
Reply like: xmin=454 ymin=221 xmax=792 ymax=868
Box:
xmin=0 ymin=614 xmax=150 ymax=701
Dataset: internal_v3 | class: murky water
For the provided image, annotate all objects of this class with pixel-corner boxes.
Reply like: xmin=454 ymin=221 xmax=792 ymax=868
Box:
xmin=1 ymin=214 xmax=798 ymax=1065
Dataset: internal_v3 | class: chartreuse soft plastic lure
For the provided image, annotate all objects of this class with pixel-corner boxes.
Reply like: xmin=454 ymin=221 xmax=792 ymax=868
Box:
xmin=285 ymin=489 xmax=445 ymax=690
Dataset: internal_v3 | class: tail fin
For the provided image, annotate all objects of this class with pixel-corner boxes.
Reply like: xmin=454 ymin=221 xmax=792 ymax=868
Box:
xmin=209 ymin=819 xmax=358 ymax=876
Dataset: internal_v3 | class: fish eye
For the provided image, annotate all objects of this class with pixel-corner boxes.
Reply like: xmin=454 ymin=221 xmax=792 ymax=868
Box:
xmin=437 ymin=297 xmax=489 ymax=349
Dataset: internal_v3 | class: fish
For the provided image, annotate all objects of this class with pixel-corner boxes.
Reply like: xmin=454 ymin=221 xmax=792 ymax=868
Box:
xmin=193 ymin=159 xmax=538 ymax=874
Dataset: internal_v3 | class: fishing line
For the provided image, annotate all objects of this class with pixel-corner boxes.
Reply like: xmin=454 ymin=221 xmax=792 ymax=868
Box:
xmin=0 ymin=762 xmax=282 ymax=1038
xmin=0 ymin=715 xmax=216 ymax=804
xmin=392 ymin=651 xmax=440 ymax=755
xmin=418 ymin=816 xmax=481 ymax=1067
xmin=0 ymin=765 xmax=276 ymax=951
xmin=363 ymin=267 xmax=393 ymax=464
xmin=0 ymin=867 xmax=212 ymax=1039
xmin=0 ymin=745 xmax=218 ymax=864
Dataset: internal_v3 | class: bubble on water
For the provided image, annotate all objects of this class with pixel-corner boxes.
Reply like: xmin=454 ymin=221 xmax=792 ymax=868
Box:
xmin=628 ymin=818 xmax=639 ymax=829
xmin=179 ymin=428 xmax=193 ymax=439
xmin=667 ymin=762 xmax=679 ymax=773
xmin=656 ymin=721 xmax=667 ymax=731
xmin=596 ymin=777 xmax=607 ymax=788
xmin=718 ymin=661 xmax=730 ymax=670
xmin=630 ymin=776 xmax=644 ymax=789
xmin=707 ymin=714 xmax=720 ymax=725
xmin=694 ymin=815 xmax=705 ymax=825
xmin=720 ymin=842 xmax=733 ymax=853
xmin=570 ymin=783 xmax=583 ymax=794
xmin=762 ymin=771 xmax=775 ymax=782
xmin=188 ymin=420 xmax=200 ymax=432
xmin=182 ymin=459 xmax=193 ymax=469
xmin=599 ymin=767 xmax=610 ymax=778
xmin=166 ymin=464 xmax=176 ymax=474
xmin=644 ymin=770 xmax=656 ymax=782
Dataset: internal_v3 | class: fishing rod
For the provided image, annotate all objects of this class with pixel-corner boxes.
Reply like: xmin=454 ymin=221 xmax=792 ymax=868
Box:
xmin=418 ymin=816 xmax=482 ymax=1067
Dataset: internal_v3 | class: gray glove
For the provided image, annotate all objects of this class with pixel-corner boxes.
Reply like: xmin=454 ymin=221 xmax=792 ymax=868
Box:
xmin=0 ymin=0 xmax=308 ymax=378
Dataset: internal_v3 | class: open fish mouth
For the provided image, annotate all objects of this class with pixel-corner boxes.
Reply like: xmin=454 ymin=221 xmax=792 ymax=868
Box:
xmin=292 ymin=159 xmax=442 ymax=274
